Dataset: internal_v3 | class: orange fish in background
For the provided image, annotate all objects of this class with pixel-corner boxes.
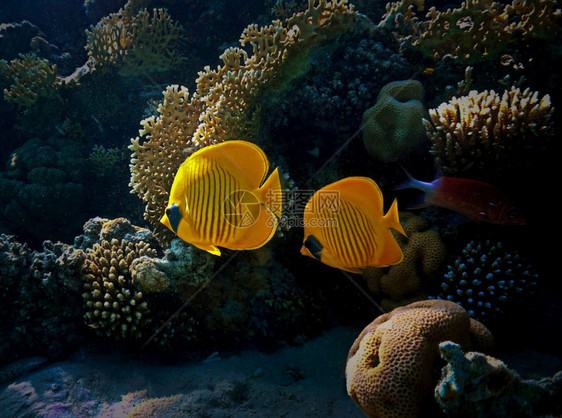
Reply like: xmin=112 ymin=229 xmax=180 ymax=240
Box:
xmin=395 ymin=168 xmax=526 ymax=225
xmin=300 ymin=177 xmax=407 ymax=274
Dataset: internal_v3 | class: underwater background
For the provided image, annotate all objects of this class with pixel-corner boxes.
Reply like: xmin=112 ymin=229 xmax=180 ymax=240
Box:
xmin=1 ymin=0 xmax=561 ymax=416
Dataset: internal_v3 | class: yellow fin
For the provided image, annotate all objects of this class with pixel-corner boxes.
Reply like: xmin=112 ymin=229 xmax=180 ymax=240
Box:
xmin=259 ymin=167 xmax=283 ymax=219
xmin=192 ymin=242 xmax=222 ymax=256
xmin=384 ymin=198 xmax=407 ymax=236
xmin=322 ymin=177 xmax=384 ymax=215
xmin=201 ymin=140 xmax=269 ymax=189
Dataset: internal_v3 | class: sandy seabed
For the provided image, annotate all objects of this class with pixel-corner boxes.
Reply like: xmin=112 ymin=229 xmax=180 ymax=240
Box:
xmin=0 ymin=327 xmax=364 ymax=417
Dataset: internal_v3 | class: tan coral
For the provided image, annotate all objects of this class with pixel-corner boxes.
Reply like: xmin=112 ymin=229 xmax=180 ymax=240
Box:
xmin=345 ymin=299 xmax=494 ymax=418
xmin=363 ymin=212 xmax=446 ymax=311
xmin=82 ymin=238 xmax=156 ymax=340
xmin=425 ymin=87 xmax=554 ymax=181
xmin=129 ymin=0 xmax=357 ymax=239
xmin=379 ymin=0 xmax=561 ymax=63
xmin=362 ymin=80 xmax=427 ymax=163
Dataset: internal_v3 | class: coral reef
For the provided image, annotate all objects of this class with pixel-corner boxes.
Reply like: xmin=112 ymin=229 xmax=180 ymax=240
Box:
xmin=0 ymin=235 xmax=85 ymax=367
xmin=129 ymin=0 xmax=358 ymax=237
xmin=379 ymin=0 xmax=562 ymax=63
xmin=362 ymin=79 xmax=428 ymax=162
xmin=436 ymin=341 xmax=562 ymax=417
xmin=345 ymin=300 xmax=494 ymax=418
xmin=85 ymin=0 xmax=186 ymax=76
xmin=432 ymin=240 xmax=538 ymax=324
xmin=0 ymin=136 xmax=88 ymax=245
xmin=425 ymin=87 xmax=555 ymax=184
xmin=362 ymin=212 xmax=446 ymax=311
xmin=82 ymin=237 xmax=156 ymax=340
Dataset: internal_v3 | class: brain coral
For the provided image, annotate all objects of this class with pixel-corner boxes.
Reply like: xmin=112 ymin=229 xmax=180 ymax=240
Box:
xmin=362 ymin=212 xmax=446 ymax=311
xmin=345 ymin=300 xmax=494 ymax=418
xmin=362 ymin=79 xmax=427 ymax=162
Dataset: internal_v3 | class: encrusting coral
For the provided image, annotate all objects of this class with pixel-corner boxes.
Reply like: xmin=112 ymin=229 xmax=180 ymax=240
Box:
xmin=362 ymin=79 xmax=427 ymax=163
xmin=129 ymin=0 xmax=359 ymax=238
xmin=425 ymin=86 xmax=555 ymax=183
xmin=435 ymin=341 xmax=562 ymax=417
xmin=345 ymin=300 xmax=494 ymax=418
xmin=362 ymin=212 xmax=446 ymax=311
xmin=432 ymin=240 xmax=538 ymax=324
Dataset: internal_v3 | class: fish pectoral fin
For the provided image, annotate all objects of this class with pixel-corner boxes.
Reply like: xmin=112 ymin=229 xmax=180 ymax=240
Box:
xmin=192 ymin=242 xmax=222 ymax=256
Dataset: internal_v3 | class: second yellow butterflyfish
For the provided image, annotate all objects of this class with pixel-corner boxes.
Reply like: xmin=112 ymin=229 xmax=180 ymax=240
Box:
xmin=300 ymin=177 xmax=406 ymax=274
xmin=161 ymin=140 xmax=283 ymax=256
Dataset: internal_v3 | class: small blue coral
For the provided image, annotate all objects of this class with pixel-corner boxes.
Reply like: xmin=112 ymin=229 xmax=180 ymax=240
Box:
xmin=431 ymin=240 xmax=538 ymax=323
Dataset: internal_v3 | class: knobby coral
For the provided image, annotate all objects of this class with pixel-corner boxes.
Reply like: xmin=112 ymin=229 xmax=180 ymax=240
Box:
xmin=363 ymin=212 xmax=446 ymax=311
xmin=129 ymin=0 xmax=358 ymax=238
xmin=82 ymin=238 xmax=156 ymax=340
xmin=425 ymin=86 xmax=555 ymax=183
xmin=362 ymin=79 xmax=427 ymax=163
xmin=432 ymin=240 xmax=538 ymax=323
xmin=345 ymin=300 xmax=494 ymax=418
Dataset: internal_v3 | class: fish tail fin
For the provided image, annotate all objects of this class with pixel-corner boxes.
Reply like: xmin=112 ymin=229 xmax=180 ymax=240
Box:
xmin=384 ymin=198 xmax=407 ymax=237
xmin=260 ymin=167 xmax=283 ymax=219
xmin=394 ymin=166 xmax=433 ymax=193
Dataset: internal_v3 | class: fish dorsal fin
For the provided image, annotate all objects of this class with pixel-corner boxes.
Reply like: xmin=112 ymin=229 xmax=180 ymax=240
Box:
xmin=322 ymin=176 xmax=384 ymax=215
xmin=196 ymin=140 xmax=269 ymax=189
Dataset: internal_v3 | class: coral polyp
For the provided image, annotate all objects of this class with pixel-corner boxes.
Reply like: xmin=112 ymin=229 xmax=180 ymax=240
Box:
xmin=432 ymin=240 xmax=538 ymax=323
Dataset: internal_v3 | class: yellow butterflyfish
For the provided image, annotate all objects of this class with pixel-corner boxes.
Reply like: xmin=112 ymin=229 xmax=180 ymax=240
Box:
xmin=300 ymin=177 xmax=406 ymax=274
xmin=161 ymin=140 xmax=283 ymax=256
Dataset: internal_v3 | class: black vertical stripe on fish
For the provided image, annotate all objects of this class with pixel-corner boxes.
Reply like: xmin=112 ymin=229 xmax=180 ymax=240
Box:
xmin=304 ymin=235 xmax=323 ymax=260
xmin=338 ymin=203 xmax=358 ymax=265
xmin=199 ymin=162 xmax=211 ymax=238
xmin=326 ymin=208 xmax=351 ymax=266
xmin=211 ymin=163 xmax=223 ymax=243
xmin=349 ymin=203 xmax=373 ymax=264
xmin=344 ymin=202 xmax=367 ymax=265
xmin=217 ymin=165 xmax=230 ymax=243
xmin=205 ymin=163 xmax=217 ymax=241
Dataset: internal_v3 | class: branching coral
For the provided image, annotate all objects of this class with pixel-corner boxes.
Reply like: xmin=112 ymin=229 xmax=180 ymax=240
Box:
xmin=0 ymin=53 xmax=59 ymax=109
xmin=345 ymin=300 xmax=494 ymax=418
xmin=432 ymin=240 xmax=538 ymax=324
xmin=129 ymin=0 xmax=358 ymax=238
xmin=85 ymin=0 xmax=185 ymax=75
xmin=424 ymin=87 xmax=555 ymax=182
xmin=82 ymin=238 xmax=155 ymax=340
xmin=379 ymin=0 xmax=562 ymax=63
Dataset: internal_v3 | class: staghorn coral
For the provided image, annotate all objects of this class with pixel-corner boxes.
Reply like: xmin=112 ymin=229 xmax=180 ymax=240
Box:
xmin=362 ymin=79 xmax=427 ymax=162
xmin=82 ymin=237 xmax=155 ymax=340
xmin=436 ymin=341 xmax=562 ymax=417
xmin=363 ymin=212 xmax=446 ymax=311
xmin=129 ymin=0 xmax=358 ymax=238
xmin=345 ymin=300 xmax=494 ymax=418
xmin=425 ymin=86 xmax=555 ymax=183
xmin=379 ymin=0 xmax=562 ymax=63
xmin=85 ymin=0 xmax=185 ymax=75
xmin=432 ymin=240 xmax=538 ymax=324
